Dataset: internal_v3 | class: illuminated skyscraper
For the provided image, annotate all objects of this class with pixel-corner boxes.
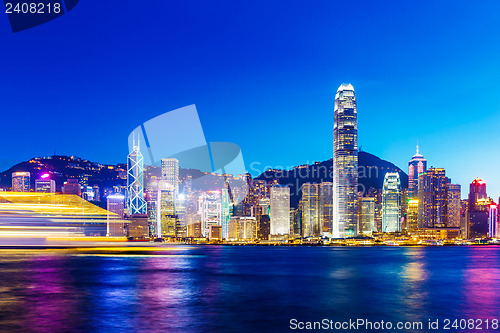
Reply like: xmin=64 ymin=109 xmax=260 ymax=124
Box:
xmin=468 ymin=178 xmax=492 ymax=238
xmin=221 ymin=187 xmax=233 ymax=239
xmin=406 ymin=198 xmax=419 ymax=231
xmin=270 ymin=185 xmax=290 ymax=236
xmin=468 ymin=178 xmax=487 ymax=212
xmin=382 ymin=172 xmax=401 ymax=232
xmin=358 ymin=197 xmax=375 ymax=234
xmin=200 ymin=191 xmax=222 ymax=237
xmin=446 ymin=183 xmax=461 ymax=228
xmin=161 ymin=158 xmax=179 ymax=194
xmin=418 ymin=168 xmax=447 ymax=229
xmin=12 ymin=172 xmax=30 ymax=192
xmin=408 ymin=145 xmax=427 ymax=198
xmin=106 ymin=194 xmax=125 ymax=237
xmin=333 ymin=83 xmax=358 ymax=237
xmin=301 ymin=183 xmax=320 ymax=237
xmin=127 ymin=139 xmax=147 ymax=215
xmin=489 ymin=204 xmax=498 ymax=238
xmin=158 ymin=185 xmax=176 ymax=238
xmin=320 ymin=182 xmax=333 ymax=236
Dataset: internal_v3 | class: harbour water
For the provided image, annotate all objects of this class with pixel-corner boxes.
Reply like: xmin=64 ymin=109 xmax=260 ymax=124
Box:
xmin=0 ymin=246 xmax=499 ymax=332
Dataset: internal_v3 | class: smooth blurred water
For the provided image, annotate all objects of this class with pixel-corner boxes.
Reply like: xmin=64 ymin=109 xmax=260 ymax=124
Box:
xmin=0 ymin=246 xmax=499 ymax=332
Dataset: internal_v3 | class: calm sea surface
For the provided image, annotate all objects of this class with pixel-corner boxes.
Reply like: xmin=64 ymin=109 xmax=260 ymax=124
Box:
xmin=1 ymin=246 xmax=499 ymax=332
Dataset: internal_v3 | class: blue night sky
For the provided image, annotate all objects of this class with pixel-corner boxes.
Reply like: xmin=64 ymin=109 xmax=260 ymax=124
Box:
xmin=1 ymin=0 xmax=500 ymax=199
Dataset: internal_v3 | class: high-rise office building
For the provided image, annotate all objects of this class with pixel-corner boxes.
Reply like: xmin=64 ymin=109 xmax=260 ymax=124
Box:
xmin=460 ymin=200 xmax=469 ymax=239
xmin=158 ymin=185 xmax=176 ymax=238
xmin=127 ymin=140 xmax=147 ymax=215
xmin=161 ymin=158 xmax=179 ymax=194
xmin=257 ymin=198 xmax=271 ymax=240
xmin=489 ymin=204 xmax=498 ymax=238
xmin=406 ymin=198 xmax=419 ymax=231
xmin=35 ymin=174 xmax=55 ymax=193
xmin=417 ymin=168 xmax=461 ymax=230
xmin=382 ymin=173 xmax=401 ymax=232
xmin=468 ymin=178 xmax=492 ymax=238
xmin=418 ymin=168 xmax=447 ymax=229
xmin=229 ymin=216 xmax=258 ymax=240
xmin=12 ymin=172 xmax=30 ymax=192
xmin=301 ymin=183 xmax=320 ymax=237
xmin=320 ymin=182 xmax=333 ymax=236
xmin=128 ymin=214 xmax=149 ymax=239
xmin=176 ymin=194 xmax=187 ymax=238
xmin=221 ymin=188 xmax=233 ymax=239
xmin=106 ymin=194 xmax=125 ymax=237
xmin=333 ymin=83 xmax=358 ymax=237
xmin=446 ymin=183 xmax=461 ymax=228
xmin=200 ymin=191 xmax=222 ymax=237
xmin=270 ymin=185 xmax=290 ymax=236
xmin=358 ymin=197 xmax=375 ymax=234
xmin=408 ymin=145 xmax=427 ymax=198
xmin=468 ymin=178 xmax=488 ymax=212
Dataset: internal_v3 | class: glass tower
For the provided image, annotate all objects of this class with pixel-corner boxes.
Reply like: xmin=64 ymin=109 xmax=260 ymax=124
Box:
xmin=333 ymin=83 xmax=358 ymax=237
xmin=382 ymin=172 xmax=401 ymax=232
xmin=301 ymin=183 xmax=320 ymax=237
xmin=408 ymin=145 xmax=427 ymax=198
xmin=161 ymin=158 xmax=179 ymax=195
xmin=127 ymin=140 xmax=147 ymax=215
xmin=270 ymin=185 xmax=290 ymax=236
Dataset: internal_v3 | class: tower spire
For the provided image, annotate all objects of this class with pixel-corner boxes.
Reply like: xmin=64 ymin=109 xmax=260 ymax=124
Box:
xmin=416 ymin=141 xmax=419 ymax=155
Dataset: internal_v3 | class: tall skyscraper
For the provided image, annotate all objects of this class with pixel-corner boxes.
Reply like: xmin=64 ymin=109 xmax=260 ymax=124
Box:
xmin=200 ymin=191 xmax=222 ymax=237
xmin=489 ymin=204 xmax=498 ymax=238
xmin=127 ymin=139 xmax=147 ymax=215
xmin=358 ymin=197 xmax=375 ymax=234
xmin=301 ymin=183 xmax=320 ymax=237
xmin=270 ymin=185 xmax=290 ymax=236
xmin=418 ymin=168 xmax=447 ymax=229
xmin=320 ymin=182 xmax=333 ymax=236
xmin=408 ymin=145 xmax=427 ymax=198
xmin=12 ymin=172 xmax=30 ymax=192
xmin=382 ymin=172 xmax=401 ymax=233
xmin=468 ymin=178 xmax=491 ymax=238
xmin=468 ymin=178 xmax=487 ymax=212
xmin=446 ymin=183 xmax=461 ymax=228
xmin=406 ymin=198 xmax=419 ymax=231
xmin=106 ymin=194 xmax=125 ymax=237
xmin=221 ymin=188 xmax=233 ymax=239
xmin=333 ymin=83 xmax=358 ymax=237
xmin=161 ymin=158 xmax=179 ymax=194
xmin=158 ymin=184 xmax=176 ymax=238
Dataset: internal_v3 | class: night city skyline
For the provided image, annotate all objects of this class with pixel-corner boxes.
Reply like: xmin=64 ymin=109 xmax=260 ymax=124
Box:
xmin=2 ymin=2 xmax=500 ymax=332
xmin=2 ymin=1 xmax=500 ymax=199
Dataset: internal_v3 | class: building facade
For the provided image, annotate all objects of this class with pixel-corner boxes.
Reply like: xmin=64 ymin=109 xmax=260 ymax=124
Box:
xmin=333 ymin=83 xmax=358 ymax=237
xmin=358 ymin=197 xmax=375 ymax=234
xmin=320 ymin=182 xmax=333 ymax=236
xmin=301 ymin=183 xmax=321 ymax=237
xmin=408 ymin=145 xmax=427 ymax=198
xmin=12 ymin=172 xmax=30 ymax=192
xmin=382 ymin=172 xmax=401 ymax=232
xmin=161 ymin=158 xmax=179 ymax=194
xmin=270 ymin=185 xmax=290 ymax=236
xmin=107 ymin=194 xmax=125 ymax=237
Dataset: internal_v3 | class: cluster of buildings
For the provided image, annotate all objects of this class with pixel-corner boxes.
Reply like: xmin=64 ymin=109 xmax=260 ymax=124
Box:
xmin=5 ymin=83 xmax=499 ymax=243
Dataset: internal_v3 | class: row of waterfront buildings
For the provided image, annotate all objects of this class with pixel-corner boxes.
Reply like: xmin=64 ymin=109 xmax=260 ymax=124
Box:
xmin=5 ymin=83 xmax=499 ymax=242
